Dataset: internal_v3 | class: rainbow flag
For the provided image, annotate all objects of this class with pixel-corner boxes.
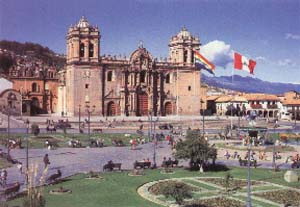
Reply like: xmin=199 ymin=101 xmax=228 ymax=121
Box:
xmin=194 ymin=50 xmax=215 ymax=75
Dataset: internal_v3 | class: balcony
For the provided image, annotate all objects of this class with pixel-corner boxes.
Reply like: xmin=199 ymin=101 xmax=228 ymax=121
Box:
xmin=267 ymin=104 xmax=278 ymax=109
xmin=250 ymin=104 xmax=262 ymax=109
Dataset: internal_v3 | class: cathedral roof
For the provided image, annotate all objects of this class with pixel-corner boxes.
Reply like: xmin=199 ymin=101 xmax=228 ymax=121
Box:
xmin=77 ymin=16 xmax=90 ymax=28
xmin=177 ymin=26 xmax=192 ymax=38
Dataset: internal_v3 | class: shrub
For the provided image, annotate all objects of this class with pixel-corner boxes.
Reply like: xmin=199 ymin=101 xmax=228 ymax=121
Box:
xmin=162 ymin=182 xmax=192 ymax=205
xmin=31 ymin=124 xmax=40 ymax=136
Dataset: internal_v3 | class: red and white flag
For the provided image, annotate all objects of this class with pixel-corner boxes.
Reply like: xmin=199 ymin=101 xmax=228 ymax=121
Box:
xmin=234 ymin=52 xmax=256 ymax=74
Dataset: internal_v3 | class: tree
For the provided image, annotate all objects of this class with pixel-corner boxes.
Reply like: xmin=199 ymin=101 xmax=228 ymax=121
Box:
xmin=174 ymin=130 xmax=217 ymax=171
xmin=162 ymin=183 xmax=192 ymax=205
xmin=224 ymin=172 xmax=233 ymax=192
xmin=31 ymin=124 xmax=40 ymax=136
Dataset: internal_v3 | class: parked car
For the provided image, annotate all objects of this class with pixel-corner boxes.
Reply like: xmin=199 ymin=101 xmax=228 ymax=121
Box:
xmin=158 ymin=124 xmax=173 ymax=130
xmin=55 ymin=120 xmax=72 ymax=129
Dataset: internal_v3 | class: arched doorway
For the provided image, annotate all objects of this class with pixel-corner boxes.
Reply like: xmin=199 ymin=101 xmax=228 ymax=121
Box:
xmin=31 ymin=97 xmax=40 ymax=115
xmin=137 ymin=92 xmax=148 ymax=116
xmin=107 ymin=101 xmax=116 ymax=116
xmin=165 ymin=102 xmax=172 ymax=115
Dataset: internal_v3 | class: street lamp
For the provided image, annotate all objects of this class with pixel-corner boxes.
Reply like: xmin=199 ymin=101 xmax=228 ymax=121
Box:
xmin=200 ymin=99 xmax=205 ymax=137
xmin=78 ymin=104 xmax=81 ymax=133
xmin=246 ymin=139 xmax=252 ymax=207
xmin=24 ymin=119 xmax=30 ymax=185
xmin=85 ymin=104 xmax=95 ymax=140
xmin=7 ymin=107 xmax=11 ymax=156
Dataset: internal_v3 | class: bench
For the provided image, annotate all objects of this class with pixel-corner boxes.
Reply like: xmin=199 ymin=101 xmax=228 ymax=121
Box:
xmin=2 ymin=182 xmax=20 ymax=199
xmin=103 ymin=163 xmax=122 ymax=171
xmin=92 ymin=128 xmax=103 ymax=133
xmin=162 ymin=159 xmax=179 ymax=168
xmin=239 ymin=158 xmax=257 ymax=168
xmin=134 ymin=161 xmax=151 ymax=169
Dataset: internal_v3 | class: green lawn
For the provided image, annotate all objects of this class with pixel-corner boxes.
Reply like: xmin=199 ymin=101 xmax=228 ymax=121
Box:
xmin=215 ymin=142 xmax=296 ymax=152
xmin=0 ymin=158 xmax=12 ymax=169
xmin=6 ymin=167 xmax=300 ymax=207
xmin=0 ymin=133 xmax=147 ymax=149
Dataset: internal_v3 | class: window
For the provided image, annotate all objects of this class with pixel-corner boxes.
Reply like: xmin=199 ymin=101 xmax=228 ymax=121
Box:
xmin=32 ymin=83 xmax=37 ymax=92
xmin=89 ymin=43 xmax=94 ymax=58
xmin=191 ymin=50 xmax=194 ymax=63
xmin=107 ymin=71 xmax=113 ymax=81
xmin=188 ymin=86 xmax=191 ymax=91
xmin=166 ymin=74 xmax=170 ymax=84
xmin=183 ymin=50 xmax=188 ymax=63
xmin=80 ymin=43 xmax=84 ymax=57
xmin=140 ymin=71 xmax=146 ymax=83
xmin=85 ymin=84 xmax=89 ymax=89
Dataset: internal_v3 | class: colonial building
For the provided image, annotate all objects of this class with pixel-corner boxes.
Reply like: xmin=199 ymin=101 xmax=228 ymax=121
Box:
xmin=58 ymin=17 xmax=206 ymax=116
xmin=281 ymin=91 xmax=300 ymax=120
xmin=9 ymin=62 xmax=58 ymax=115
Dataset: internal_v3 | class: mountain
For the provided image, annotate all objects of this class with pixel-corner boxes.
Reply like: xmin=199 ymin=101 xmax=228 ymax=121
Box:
xmin=202 ymin=74 xmax=300 ymax=94
xmin=0 ymin=40 xmax=65 ymax=74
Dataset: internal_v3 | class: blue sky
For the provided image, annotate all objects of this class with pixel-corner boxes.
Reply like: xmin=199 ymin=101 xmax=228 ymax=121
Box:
xmin=0 ymin=0 xmax=299 ymax=83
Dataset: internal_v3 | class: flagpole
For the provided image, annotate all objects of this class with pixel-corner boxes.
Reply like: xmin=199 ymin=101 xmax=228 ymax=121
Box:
xmin=231 ymin=65 xmax=234 ymax=130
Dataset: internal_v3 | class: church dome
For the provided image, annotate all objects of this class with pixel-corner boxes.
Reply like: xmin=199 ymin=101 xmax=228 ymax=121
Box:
xmin=177 ymin=26 xmax=191 ymax=38
xmin=77 ymin=16 xmax=90 ymax=28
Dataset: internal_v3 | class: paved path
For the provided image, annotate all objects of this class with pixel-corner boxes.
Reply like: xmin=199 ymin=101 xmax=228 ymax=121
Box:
xmin=1 ymin=142 xmax=173 ymax=190
xmin=0 ymin=140 xmax=298 ymax=200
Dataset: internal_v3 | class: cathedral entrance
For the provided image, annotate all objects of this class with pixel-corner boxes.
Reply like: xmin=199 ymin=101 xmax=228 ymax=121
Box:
xmin=107 ymin=101 xmax=116 ymax=116
xmin=137 ymin=92 xmax=148 ymax=116
xmin=165 ymin=102 xmax=173 ymax=115
xmin=31 ymin=97 xmax=40 ymax=115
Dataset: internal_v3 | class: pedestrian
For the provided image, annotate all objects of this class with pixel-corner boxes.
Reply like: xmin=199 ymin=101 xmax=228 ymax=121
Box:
xmin=43 ymin=154 xmax=50 ymax=169
xmin=0 ymin=169 xmax=7 ymax=187
xmin=17 ymin=162 xmax=23 ymax=174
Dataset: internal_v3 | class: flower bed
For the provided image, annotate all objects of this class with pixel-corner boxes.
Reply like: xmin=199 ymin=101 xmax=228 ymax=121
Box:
xmin=199 ymin=178 xmax=262 ymax=188
xmin=184 ymin=197 xmax=244 ymax=207
xmin=253 ymin=190 xmax=300 ymax=206
xmin=149 ymin=180 xmax=199 ymax=195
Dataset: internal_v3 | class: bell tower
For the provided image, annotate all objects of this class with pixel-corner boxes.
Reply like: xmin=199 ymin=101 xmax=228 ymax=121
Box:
xmin=66 ymin=16 xmax=100 ymax=64
xmin=168 ymin=27 xmax=200 ymax=65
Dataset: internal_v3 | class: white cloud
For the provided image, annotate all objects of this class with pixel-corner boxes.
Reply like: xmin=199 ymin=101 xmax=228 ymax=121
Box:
xmin=256 ymin=56 xmax=266 ymax=62
xmin=285 ymin=33 xmax=300 ymax=40
xmin=278 ymin=58 xmax=296 ymax=66
xmin=201 ymin=40 xmax=233 ymax=68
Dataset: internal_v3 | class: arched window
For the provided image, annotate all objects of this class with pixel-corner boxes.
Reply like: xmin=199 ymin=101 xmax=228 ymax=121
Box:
xmin=191 ymin=50 xmax=194 ymax=63
xmin=183 ymin=50 xmax=188 ymax=63
xmin=165 ymin=73 xmax=170 ymax=84
xmin=80 ymin=43 xmax=84 ymax=57
xmin=140 ymin=70 xmax=146 ymax=83
xmin=32 ymin=83 xmax=37 ymax=92
xmin=89 ymin=43 xmax=94 ymax=58
xmin=107 ymin=71 xmax=113 ymax=81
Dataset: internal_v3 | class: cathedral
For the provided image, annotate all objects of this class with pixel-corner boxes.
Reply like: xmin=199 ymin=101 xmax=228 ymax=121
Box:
xmin=58 ymin=16 xmax=207 ymax=117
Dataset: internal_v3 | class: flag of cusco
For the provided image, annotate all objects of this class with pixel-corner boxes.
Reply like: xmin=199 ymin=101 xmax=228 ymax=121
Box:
xmin=194 ymin=50 xmax=215 ymax=75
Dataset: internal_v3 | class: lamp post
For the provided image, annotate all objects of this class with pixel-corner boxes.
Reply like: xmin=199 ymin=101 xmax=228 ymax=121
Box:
xmin=200 ymin=99 xmax=205 ymax=137
xmin=25 ymin=119 xmax=30 ymax=185
xmin=78 ymin=104 xmax=81 ymax=133
xmin=7 ymin=108 xmax=11 ymax=156
xmin=246 ymin=140 xmax=252 ymax=207
xmin=272 ymin=124 xmax=277 ymax=168
xmin=153 ymin=116 xmax=159 ymax=169
xmin=85 ymin=104 xmax=95 ymax=140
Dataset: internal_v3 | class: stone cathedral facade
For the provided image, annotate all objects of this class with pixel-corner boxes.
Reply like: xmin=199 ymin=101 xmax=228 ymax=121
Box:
xmin=58 ymin=17 xmax=206 ymax=116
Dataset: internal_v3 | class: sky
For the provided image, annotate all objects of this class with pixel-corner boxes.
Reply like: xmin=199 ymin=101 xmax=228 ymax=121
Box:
xmin=0 ymin=0 xmax=299 ymax=83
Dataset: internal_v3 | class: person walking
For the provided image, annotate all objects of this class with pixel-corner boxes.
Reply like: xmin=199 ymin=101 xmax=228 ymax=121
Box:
xmin=17 ymin=162 xmax=23 ymax=174
xmin=43 ymin=154 xmax=50 ymax=169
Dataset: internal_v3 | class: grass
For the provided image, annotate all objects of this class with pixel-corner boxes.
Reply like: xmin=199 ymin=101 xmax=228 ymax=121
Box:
xmin=0 ymin=132 xmax=147 ymax=149
xmin=0 ymin=158 xmax=12 ymax=169
xmin=7 ymin=167 xmax=300 ymax=207
xmin=215 ymin=143 xmax=295 ymax=152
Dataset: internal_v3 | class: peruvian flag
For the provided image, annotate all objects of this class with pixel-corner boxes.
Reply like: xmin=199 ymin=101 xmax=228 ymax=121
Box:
xmin=234 ymin=52 xmax=256 ymax=74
